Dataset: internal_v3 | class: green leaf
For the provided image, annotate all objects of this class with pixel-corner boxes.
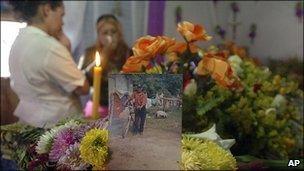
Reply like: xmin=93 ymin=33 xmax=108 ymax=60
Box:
xmin=235 ymin=155 xmax=258 ymax=163
xmin=196 ymin=96 xmax=225 ymax=116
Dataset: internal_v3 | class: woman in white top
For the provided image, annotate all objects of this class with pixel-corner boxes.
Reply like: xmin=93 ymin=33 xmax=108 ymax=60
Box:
xmin=9 ymin=1 xmax=89 ymax=128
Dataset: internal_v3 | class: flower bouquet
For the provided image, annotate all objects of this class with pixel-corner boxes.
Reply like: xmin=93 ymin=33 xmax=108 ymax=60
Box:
xmin=182 ymin=124 xmax=237 ymax=170
xmin=1 ymin=118 xmax=110 ymax=170
xmin=1 ymin=122 xmax=45 ymax=169
xmin=121 ymin=20 xmax=304 ymax=169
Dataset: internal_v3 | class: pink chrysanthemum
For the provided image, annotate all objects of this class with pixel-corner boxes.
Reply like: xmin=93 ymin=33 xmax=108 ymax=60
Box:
xmin=49 ymin=128 xmax=76 ymax=162
xmin=57 ymin=143 xmax=90 ymax=170
xmin=74 ymin=118 xmax=109 ymax=141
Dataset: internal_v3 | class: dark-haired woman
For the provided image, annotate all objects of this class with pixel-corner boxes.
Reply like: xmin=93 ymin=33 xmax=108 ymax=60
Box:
xmin=80 ymin=14 xmax=132 ymax=118
xmin=9 ymin=1 xmax=89 ymax=128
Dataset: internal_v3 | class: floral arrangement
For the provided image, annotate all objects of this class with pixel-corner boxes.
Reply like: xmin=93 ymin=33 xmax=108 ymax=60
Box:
xmin=181 ymin=136 xmax=237 ymax=170
xmin=121 ymin=20 xmax=303 ymax=166
xmin=267 ymin=57 xmax=303 ymax=90
xmin=122 ymin=21 xmax=240 ymax=90
xmin=1 ymin=118 xmax=110 ymax=170
xmin=2 ymin=20 xmax=302 ymax=170
xmin=192 ymin=55 xmax=303 ymax=159
xmin=1 ymin=122 xmax=45 ymax=169
xmin=181 ymin=124 xmax=237 ymax=170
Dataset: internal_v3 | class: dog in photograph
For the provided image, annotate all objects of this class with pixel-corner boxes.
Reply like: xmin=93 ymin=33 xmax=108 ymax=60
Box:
xmin=154 ymin=111 xmax=168 ymax=119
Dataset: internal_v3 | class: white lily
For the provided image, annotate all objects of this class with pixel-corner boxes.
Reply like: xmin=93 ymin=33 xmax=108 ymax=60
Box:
xmin=184 ymin=124 xmax=235 ymax=150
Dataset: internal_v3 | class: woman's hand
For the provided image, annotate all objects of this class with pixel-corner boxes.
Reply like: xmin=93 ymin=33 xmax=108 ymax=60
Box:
xmin=56 ymin=30 xmax=72 ymax=52
xmin=103 ymin=35 xmax=118 ymax=53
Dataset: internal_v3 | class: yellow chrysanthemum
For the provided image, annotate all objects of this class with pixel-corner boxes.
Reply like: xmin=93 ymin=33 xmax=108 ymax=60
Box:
xmin=181 ymin=136 xmax=237 ymax=170
xmin=79 ymin=128 xmax=109 ymax=168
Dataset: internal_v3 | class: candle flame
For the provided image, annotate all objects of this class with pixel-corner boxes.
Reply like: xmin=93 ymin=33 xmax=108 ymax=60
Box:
xmin=95 ymin=51 xmax=101 ymax=67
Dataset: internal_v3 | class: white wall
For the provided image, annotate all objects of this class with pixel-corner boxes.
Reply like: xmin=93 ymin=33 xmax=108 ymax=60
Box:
xmin=164 ymin=1 xmax=303 ymax=61
xmin=62 ymin=1 xmax=302 ymax=62
xmin=236 ymin=1 xmax=303 ymax=61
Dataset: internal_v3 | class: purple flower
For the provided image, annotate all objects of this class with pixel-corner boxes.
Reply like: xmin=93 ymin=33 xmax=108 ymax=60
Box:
xmin=189 ymin=61 xmax=196 ymax=71
xmin=57 ymin=143 xmax=90 ymax=170
xmin=74 ymin=118 xmax=108 ymax=141
xmin=215 ymin=25 xmax=226 ymax=39
xmin=249 ymin=24 xmax=257 ymax=43
xmin=49 ymin=128 xmax=76 ymax=162
xmin=249 ymin=32 xmax=256 ymax=39
xmin=296 ymin=2 xmax=303 ymax=19
xmin=219 ymin=28 xmax=226 ymax=39
xmin=74 ymin=125 xmax=90 ymax=141
xmin=231 ymin=2 xmax=240 ymax=13
xmin=155 ymin=55 xmax=165 ymax=65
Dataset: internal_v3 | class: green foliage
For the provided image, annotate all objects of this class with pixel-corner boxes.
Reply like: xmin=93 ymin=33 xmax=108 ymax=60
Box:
xmin=126 ymin=74 xmax=183 ymax=98
xmin=183 ymin=58 xmax=303 ymax=160
xmin=197 ymin=86 xmax=232 ymax=116
xmin=267 ymin=57 xmax=303 ymax=90
xmin=1 ymin=123 xmax=45 ymax=170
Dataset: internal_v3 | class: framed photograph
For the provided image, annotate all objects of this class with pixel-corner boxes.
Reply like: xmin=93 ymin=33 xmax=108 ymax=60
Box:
xmin=107 ymin=74 xmax=183 ymax=170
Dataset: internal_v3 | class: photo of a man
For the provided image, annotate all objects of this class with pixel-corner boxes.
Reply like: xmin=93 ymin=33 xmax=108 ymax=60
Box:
xmin=131 ymin=85 xmax=147 ymax=135
xmin=108 ymin=74 xmax=183 ymax=170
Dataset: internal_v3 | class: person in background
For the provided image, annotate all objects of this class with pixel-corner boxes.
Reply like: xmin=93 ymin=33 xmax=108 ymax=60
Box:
xmin=9 ymin=1 xmax=89 ymax=128
xmin=80 ymin=14 xmax=132 ymax=118
xmin=130 ymin=85 xmax=148 ymax=135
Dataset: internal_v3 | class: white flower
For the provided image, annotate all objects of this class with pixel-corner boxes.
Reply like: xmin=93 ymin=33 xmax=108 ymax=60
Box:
xmin=271 ymin=94 xmax=287 ymax=108
xmin=36 ymin=120 xmax=79 ymax=154
xmin=228 ymin=55 xmax=243 ymax=76
xmin=184 ymin=124 xmax=235 ymax=150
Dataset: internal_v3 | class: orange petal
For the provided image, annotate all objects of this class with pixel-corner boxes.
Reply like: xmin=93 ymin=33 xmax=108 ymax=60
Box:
xmin=196 ymin=60 xmax=209 ymax=75
xmin=196 ymin=51 xmax=241 ymax=89
xmin=177 ymin=21 xmax=212 ymax=42
xmin=122 ymin=56 xmax=150 ymax=73
xmin=165 ymin=52 xmax=179 ymax=63
xmin=166 ymin=42 xmax=187 ymax=54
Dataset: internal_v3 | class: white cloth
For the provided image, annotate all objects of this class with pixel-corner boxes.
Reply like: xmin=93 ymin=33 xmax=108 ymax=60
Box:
xmin=9 ymin=26 xmax=86 ymax=128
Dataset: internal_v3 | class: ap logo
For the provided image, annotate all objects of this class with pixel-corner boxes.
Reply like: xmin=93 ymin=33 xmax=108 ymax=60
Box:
xmin=288 ymin=160 xmax=301 ymax=167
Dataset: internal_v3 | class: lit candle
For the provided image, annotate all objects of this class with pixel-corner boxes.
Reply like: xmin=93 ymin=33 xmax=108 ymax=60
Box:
xmin=92 ymin=51 xmax=102 ymax=119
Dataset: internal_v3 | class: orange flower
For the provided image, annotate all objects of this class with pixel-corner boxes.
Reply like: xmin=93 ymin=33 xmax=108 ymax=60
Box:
xmin=160 ymin=36 xmax=176 ymax=53
xmin=231 ymin=45 xmax=247 ymax=59
xmin=203 ymin=51 xmax=229 ymax=61
xmin=122 ymin=36 xmax=175 ymax=73
xmin=122 ymin=55 xmax=150 ymax=73
xmin=177 ymin=21 xmax=212 ymax=42
xmin=166 ymin=41 xmax=199 ymax=54
xmin=224 ymin=41 xmax=247 ymax=58
xmin=132 ymin=35 xmax=175 ymax=59
xmin=166 ymin=52 xmax=179 ymax=63
xmin=196 ymin=52 xmax=241 ymax=89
